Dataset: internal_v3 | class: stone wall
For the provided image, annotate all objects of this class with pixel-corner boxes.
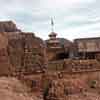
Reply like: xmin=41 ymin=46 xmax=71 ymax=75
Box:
xmin=0 ymin=32 xmax=11 ymax=75
xmin=48 ymin=59 xmax=100 ymax=72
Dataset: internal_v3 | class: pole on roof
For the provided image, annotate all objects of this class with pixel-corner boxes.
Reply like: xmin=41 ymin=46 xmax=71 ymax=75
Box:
xmin=51 ymin=17 xmax=54 ymax=32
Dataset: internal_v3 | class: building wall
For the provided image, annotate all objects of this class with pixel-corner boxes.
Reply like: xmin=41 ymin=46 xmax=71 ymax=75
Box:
xmin=48 ymin=59 xmax=100 ymax=72
xmin=74 ymin=38 xmax=100 ymax=53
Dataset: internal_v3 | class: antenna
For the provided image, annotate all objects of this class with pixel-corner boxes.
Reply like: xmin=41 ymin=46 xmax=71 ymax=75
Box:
xmin=51 ymin=17 xmax=54 ymax=32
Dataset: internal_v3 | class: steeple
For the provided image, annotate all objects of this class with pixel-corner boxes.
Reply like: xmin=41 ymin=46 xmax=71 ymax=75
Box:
xmin=49 ymin=18 xmax=57 ymax=39
xmin=51 ymin=17 xmax=54 ymax=32
xmin=47 ymin=18 xmax=61 ymax=49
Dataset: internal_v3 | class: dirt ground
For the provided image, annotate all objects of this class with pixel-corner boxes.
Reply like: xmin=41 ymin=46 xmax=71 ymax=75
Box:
xmin=0 ymin=77 xmax=42 ymax=100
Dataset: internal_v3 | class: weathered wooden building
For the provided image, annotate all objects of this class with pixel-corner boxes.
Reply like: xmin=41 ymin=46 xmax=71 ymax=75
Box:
xmin=74 ymin=37 xmax=100 ymax=60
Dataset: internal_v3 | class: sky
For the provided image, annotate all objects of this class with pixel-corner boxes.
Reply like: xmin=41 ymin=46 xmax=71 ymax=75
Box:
xmin=0 ymin=0 xmax=100 ymax=40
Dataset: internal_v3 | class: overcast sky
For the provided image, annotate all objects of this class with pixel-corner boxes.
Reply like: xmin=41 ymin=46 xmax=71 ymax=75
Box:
xmin=0 ymin=0 xmax=100 ymax=40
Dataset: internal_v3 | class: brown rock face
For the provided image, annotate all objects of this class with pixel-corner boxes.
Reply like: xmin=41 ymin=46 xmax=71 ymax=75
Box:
xmin=0 ymin=21 xmax=46 ymax=76
xmin=22 ymin=34 xmax=46 ymax=74
xmin=0 ymin=21 xmax=21 ymax=32
xmin=0 ymin=77 xmax=36 ymax=100
xmin=0 ymin=32 xmax=46 ymax=76
xmin=0 ymin=32 xmax=11 ymax=76
xmin=8 ymin=32 xmax=46 ymax=75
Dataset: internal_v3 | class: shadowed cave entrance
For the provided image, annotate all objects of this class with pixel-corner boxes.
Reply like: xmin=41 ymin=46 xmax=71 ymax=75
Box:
xmin=56 ymin=53 xmax=69 ymax=60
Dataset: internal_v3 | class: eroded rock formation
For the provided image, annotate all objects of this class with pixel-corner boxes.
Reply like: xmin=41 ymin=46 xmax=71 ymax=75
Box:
xmin=0 ymin=32 xmax=11 ymax=76
xmin=0 ymin=21 xmax=46 ymax=76
xmin=7 ymin=32 xmax=46 ymax=76
xmin=0 ymin=21 xmax=21 ymax=32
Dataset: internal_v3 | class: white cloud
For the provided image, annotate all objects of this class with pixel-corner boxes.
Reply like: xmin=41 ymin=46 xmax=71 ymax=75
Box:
xmin=40 ymin=0 xmax=95 ymax=9
xmin=0 ymin=0 xmax=99 ymax=40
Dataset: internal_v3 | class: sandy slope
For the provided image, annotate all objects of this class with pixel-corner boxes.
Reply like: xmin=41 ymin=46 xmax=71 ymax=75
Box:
xmin=0 ymin=77 xmax=37 ymax=100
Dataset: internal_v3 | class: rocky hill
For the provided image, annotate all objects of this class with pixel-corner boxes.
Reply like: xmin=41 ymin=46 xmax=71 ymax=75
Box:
xmin=0 ymin=21 xmax=21 ymax=32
